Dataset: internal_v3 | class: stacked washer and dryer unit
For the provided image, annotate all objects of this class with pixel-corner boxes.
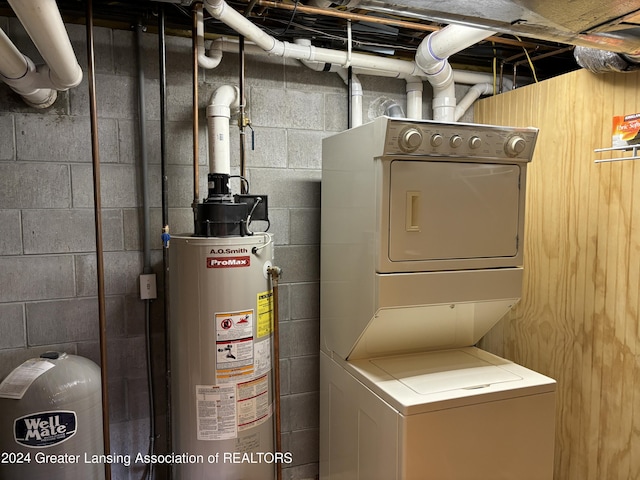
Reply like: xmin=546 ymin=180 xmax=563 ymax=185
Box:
xmin=320 ymin=117 xmax=556 ymax=480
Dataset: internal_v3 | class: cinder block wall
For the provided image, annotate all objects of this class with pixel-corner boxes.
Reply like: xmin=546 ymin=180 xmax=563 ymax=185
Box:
xmin=0 ymin=14 xmax=465 ymax=480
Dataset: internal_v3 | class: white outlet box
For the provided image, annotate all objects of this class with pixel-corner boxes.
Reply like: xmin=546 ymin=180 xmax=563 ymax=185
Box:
xmin=139 ymin=273 xmax=157 ymax=300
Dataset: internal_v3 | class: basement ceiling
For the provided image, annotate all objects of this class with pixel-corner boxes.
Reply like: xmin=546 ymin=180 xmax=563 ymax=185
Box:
xmin=2 ymin=0 xmax=640 ymax=84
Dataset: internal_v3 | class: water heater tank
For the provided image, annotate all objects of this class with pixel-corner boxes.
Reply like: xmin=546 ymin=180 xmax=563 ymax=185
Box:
xmin=0 ymin=352 xmax=104 ymax=480
xmin=170 ymin=233 xmax=276 ymax=479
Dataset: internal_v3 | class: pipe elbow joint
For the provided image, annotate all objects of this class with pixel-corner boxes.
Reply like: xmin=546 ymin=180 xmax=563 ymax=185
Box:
xmin=207 ymin=84 xmax=240 ymax=118
xmin=49 ymin=63 xmax=83 ymax=91
xmin=203 ymin=0 xmax=225 ymax=17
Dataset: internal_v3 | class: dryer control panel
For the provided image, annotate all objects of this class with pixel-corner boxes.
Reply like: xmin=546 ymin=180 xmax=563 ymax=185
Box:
xmin=383 ymin=120 xmax=537 ymax=161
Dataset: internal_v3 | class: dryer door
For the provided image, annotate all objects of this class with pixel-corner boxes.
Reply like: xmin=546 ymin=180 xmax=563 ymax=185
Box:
xmin=387 ymin=160 xmax=522 ymax=266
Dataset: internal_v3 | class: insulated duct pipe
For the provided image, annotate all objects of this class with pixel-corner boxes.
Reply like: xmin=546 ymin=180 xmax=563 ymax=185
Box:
xmin=0 ymin=0 xmax=83 ymax=108
xmin=415 ymin=24 xmax=495 ymax=121
xmin=207 ymin=85 xmax=241 ymax=175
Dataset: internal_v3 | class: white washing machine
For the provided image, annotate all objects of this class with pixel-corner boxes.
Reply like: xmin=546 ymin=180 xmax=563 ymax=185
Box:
xmin=320 ymin=117 xmax=556 ymax=480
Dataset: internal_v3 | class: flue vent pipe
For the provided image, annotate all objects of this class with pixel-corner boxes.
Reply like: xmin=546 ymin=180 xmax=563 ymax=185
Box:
xmin=207 ymin=85 xmax=241 ymax=176
xmin=415 ymin=24 xmax=495 ymax=121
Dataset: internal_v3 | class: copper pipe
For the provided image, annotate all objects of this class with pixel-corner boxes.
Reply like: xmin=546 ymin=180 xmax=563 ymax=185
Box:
xmin=252 ymin=0 xmax=542 ymax=50
xmin=192 ymin=4 xmax=200 ymax=226
xmin=513 ymin=45 xmax=575 ymax=67
xmin=86 ymin=1 xmax=111 ymax=479
xmin=269 ymin=266 xmax=283 ymax=480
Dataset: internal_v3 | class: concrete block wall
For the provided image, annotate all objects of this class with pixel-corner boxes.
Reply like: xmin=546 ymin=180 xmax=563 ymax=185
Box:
xmin=0 ymin=12 xmax=472 ymax=480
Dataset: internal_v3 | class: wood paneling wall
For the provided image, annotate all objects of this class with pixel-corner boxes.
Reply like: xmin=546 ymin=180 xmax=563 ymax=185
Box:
xmin=476 ymin=68 xmax=640 ymax=480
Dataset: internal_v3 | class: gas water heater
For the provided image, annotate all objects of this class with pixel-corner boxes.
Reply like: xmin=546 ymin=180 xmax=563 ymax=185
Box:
xmin=169 ymin=166 xmax=276 ymax=479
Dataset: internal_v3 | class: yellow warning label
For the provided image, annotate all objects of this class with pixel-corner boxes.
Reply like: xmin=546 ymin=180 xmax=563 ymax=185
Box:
xmin=216 ymin=365 xmax=254 ymax=380
xmin=256 ymin=290 xmax=273 ymax=338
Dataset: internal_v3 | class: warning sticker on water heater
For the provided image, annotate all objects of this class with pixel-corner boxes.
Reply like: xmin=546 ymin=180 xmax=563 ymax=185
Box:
xmin=195 ymin=384 xmax=237 ymax=441
xmin=237 ymin=374 xmax=271 ymax=431
xmin=256 ymin=290 xmax=273 ymax=338
xmin=215 ymin=310 xmax=255 ymax=380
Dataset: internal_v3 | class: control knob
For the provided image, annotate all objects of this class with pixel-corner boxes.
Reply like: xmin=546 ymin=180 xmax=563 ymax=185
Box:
xmin=468 ymin=136 xmax=482 ymax=149
xmin=505 ymin=135 xmax=526 ymax=156
xmin=430 ymin=133 xmax=443 ymax=147
xmin=449 ymin=135 xmax=462 ymax=148
xmin=399 ymin=128 xmax=423 ymax=151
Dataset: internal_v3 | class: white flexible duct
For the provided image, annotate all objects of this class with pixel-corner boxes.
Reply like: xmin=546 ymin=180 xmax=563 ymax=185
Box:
xmin=207 ymin=85 xmax=240 ymax=175
xmin=7 ymin=0 xmax=82 ymax=90
xmin=415 ymin=24 xmax=495 ymax=121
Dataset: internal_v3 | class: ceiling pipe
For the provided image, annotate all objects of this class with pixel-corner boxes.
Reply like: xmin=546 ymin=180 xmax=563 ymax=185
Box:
xmin=0 ymin=0 xmax=83 ymax=108
xmin=0 ymin=28 xmax=58 ymax=108
xmin=209 ymin=35 xmax=508 ymax=122
xmin=415 ymin=24 xmax=496 ymax=121
xmin=196 ymin=3 xmax=222 ymax=69
xmin=207 ymin=36 xmax=514 ymax=90
xmin=203 ymin=0 xmax=424 ymax=77
xmin=7 ymin=0 xmax=83 ymax=90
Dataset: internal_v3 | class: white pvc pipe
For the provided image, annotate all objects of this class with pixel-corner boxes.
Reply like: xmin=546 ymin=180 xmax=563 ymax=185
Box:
xmin=196 ymin=3 xmax=223 ymax=69
xmin=405 ymin=77 xmax=423 ymax=119
xmin=453 ymin=70 xmax=513 ymax=91
xmin=336 ymin=68 xmax=363 ymax=127
xmin=0 ymin=27 xmax=57 ymax=108
xmin=207 ymin=32 xmax=505 ymax=122
xmin=0 ymin=28 xmax=29 ymax=79
xmin=454 ymin=83 xmax=493 ymax=121
xmin=415 ymin=24 xmax=495 ymax=121
xmin=203 ymin=0 xmax=423 ymax=77
xmin=8 ymin=0 xmax=82 ymax=90
xmin=207 ymin=85 xmax=240 ymax=175
xmin=211 ymin=36 xmax=511 ymax=90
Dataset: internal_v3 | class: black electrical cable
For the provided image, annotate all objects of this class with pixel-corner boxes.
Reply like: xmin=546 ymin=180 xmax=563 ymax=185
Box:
xmin=281 ymin=0 xmax=299 ymax=36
